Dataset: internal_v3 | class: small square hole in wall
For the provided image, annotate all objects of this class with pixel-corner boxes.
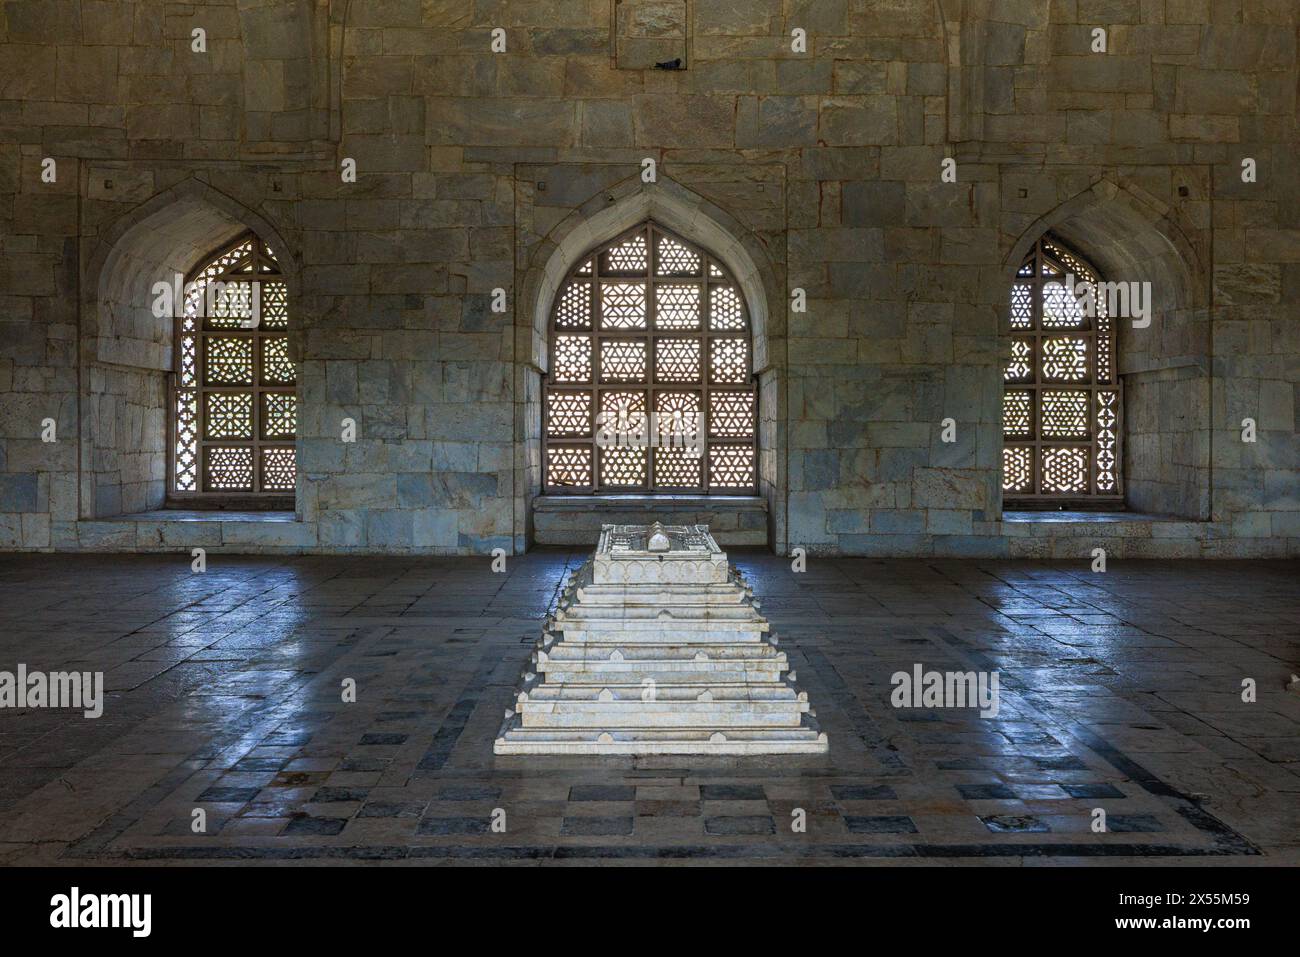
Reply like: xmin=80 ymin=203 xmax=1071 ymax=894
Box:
xmin=615 ymin=0 xmax=688 ymax=70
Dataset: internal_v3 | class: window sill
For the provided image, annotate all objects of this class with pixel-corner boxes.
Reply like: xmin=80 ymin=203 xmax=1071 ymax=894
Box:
xmin=102 ymin=509 xmax=299 ymax=523
xmin=534 ymin=494 xmax=765 ymax=512
xmin=1003 ymin=510 xmax=1184 ymax=524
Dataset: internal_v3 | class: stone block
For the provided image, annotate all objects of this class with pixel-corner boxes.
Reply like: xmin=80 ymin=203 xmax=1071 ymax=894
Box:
xmin=819 ymin=97 xmax=899 ymax=146
xmin=633 ymin=95 xmax=735 ymax=148
xmin=0 ymin=474 xmax=39 ymax=512
xmin=413 ymin=508 xmax=458 ymax=547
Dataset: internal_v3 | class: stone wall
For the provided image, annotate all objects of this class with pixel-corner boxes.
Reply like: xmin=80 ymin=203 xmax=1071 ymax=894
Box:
xmin=0 ymin=0 xmax=1295 ymax=557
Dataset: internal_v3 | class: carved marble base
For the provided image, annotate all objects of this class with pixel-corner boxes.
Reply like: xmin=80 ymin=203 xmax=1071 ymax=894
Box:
xmin=495 ymin=523 xmax=828 ymax=755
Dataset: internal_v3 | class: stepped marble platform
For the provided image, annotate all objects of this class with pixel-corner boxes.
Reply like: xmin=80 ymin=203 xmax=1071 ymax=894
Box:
xmin=495 ymin=523 xmax=829 ymax=755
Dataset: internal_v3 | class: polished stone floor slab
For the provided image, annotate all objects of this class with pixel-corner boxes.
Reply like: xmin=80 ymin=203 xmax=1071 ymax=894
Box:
xmin=0 ymin=552 xmax=1296 ymax=865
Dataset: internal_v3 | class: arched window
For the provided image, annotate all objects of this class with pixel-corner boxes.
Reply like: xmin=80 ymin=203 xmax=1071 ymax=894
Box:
xmin=544 ymin=222 xmax=756 ymax=494
xmin=171 ymin=233 xmax=296 ymax=499
xmin=1003 ymin=235 xmax=1122 ymax=503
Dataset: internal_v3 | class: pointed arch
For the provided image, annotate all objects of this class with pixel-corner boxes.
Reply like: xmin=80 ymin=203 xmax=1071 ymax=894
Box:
xmin=1000 ymin=177 xmax=1211 ymax=520
xmin=79 ymin=178 xmax=299 ymax=517
xmin=521 ymin=176 xmax=778 ymax=376
xmin=519 ymin=175 xmax=786 ymax=550
xmin=541 ymin=220 xmax=756 ymax=495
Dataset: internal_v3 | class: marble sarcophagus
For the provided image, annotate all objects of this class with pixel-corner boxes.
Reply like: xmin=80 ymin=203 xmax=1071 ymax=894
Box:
xmin=494 ymin=523 xmax=828 ymax=755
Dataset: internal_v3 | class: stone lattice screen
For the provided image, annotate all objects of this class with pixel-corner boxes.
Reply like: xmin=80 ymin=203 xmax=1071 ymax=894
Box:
xmin=544 ymin=222 xmax=756 ymax=494
xmin=1003 ymin=236 xmax=1122 ymax=504
xmin=173 ymin=235 xmax=296 ymax=499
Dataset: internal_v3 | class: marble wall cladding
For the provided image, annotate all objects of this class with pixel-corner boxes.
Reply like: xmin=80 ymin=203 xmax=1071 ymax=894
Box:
xmin=0 ymin=1 xmax=1295 ymax=555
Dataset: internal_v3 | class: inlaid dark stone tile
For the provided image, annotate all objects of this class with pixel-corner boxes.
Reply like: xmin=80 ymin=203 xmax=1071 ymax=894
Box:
xmin=378 ymin=712 xmax=425 ymax=721
xmin=957 ymin=784 xmax=1016 ymax=800
xmin=704 ymin=816 xmax=775 ymax=836
xmin=196 ymin=786 xmax=260 ymax=803
xmin=359 ymin=733 xmax=408 ymax=746
xmin=1062 ymin=783 xmax=1125 ymax=799
xmin=844 ymin=815 xmax=918 ymax=834
xmin=0 ymin=553 xmax=1285 ymax=865
xmin=358 ymin=801 xmax=425 ymax=818
xmin=160 ymin=817 xmax=226 ymax=836
xmin=569 ymin=785 xmax=635 ymax=802
xmin=980 ymin=815 xmax=1051 ymax=834
xmin=437 ymin=785 xmax=502 ymax=801
xmin=1108 ymin=815 xmax=1166 ymax=833
xmin=233 ymin=756 xmax=288 ymax=772
xmin=831 ymin=785 xmax=898 ymax=801
xmin=339 ymin=758 xmax=389 ymax=772
xmin=561 ymin=816 xmax=634 ymax=836
xmin=417 ymin=817 xmax=491 ymax=835
xmin=283 ymin=816 xmax=347 ymax=836
xmin=700 ymin=785 xmax=766 ymax=801
xmin=264 ymin=731 xmax=312 ymax=746
xmin=1031 ymin=755 xmax=1089 ymax=771
xmin=311 ymin=786 xmax=370 ymax=803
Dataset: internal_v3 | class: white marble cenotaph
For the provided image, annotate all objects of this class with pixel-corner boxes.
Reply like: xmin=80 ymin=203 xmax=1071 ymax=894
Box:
xmin=494 ymin=523 xmax=828 ymax=755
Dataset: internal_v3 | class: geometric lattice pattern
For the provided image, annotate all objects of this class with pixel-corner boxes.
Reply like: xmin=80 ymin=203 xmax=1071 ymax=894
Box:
xmin=260 ymin=447 xmax=296 ymax=491
xmin=262 ymin=337 xmax=294 ymax=385
xmin=555 ymin=281 xmax=592 ymax=329
xmin=261 ymin=282 xmax=288 ymax=329
xmin=554 ymin=335 xmax=592 ymax=383
xmin=205 ymin=392 xmax=254 ymax=439
xmin=547 ymin=391 xmax=592 ymax=437
xmin=1006 ymin=339 xmax=1032 ymax=381
xmin=1002 ymin=391 xmax=1031 ymax=437
xmin=546 ymin=445 xmax=592 ymax=488
xmin=600 ymin=340 xmax=647 ymax=381
xmin=1096 ymin=389 xmax=1119 ymax=493
xmin=205 ymin=446 xmax=255 ymax=491
xmin=710 ymin=286 xmax=744 ymax=330
xmin=1003 ymin=236 xmax=1121 ymax=501
xmin=599 ymin=390 xmax=646 ymax=436
xmin=262 ymin=393 xmax=297 ymax=439
xmin=655 ymin=283 xmax=701 ymax=329
xmin=654 ymin=445 xmax=703 ymax=488
xmin=544 ymin=222 xmax=755 ymax=492
xmin=655 ymin=234 xmax=701 ymax=275
xmin=602 ymin=233 xmax=648 ymax=273
xmin=1010 ymin=283 xmax=1032 ymax=329
xmin=205 ymin=337 xmax=254 ymax=385
xmin=1041 ymin=446 xmax=1089 ymax=494
xmin=655 ymin=338 xmax=701 ymax=382
xmin=709 ymin=391 xmax=755 ymax=438
xmin=1002 ymin=446 xmax=1032 ymax=493
xmin=599 ymin=445 xmax=648 ymax=487
xmin=708 ymin=444 xmax=755 ymax=490
xmin=1040 ymin=390 xmax=1088 ymax=438
xmin=600 ymin=283 xmax=647 ymax=329
xmin=1041 ymin=337 xmax=1087 ymax=381
xmin=174 ymin=233 xmax=296 ymax=497
xmin=709 ymin=338 xmax=749 ymax=384
xmin=656 ymin=391 xmax=701 ymax=442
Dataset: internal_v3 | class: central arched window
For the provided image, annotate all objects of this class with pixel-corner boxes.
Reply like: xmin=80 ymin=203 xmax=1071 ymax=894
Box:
xmin=1003 ymin=235 xmax=1122 ymax=504
xmin=170 ymin=233 xmax=296 ymax=501
xmin=543 ymin=222 xmax=756 ymax=494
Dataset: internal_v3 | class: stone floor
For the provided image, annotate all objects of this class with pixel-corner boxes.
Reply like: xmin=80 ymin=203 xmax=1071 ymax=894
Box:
xmin=0 ymin=551 xmax=1296 ymax=866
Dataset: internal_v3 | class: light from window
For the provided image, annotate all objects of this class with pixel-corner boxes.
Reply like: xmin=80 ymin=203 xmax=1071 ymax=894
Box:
xmin=173 ymin=235 xmax=296 ymax=496
xmin=544 ymin=223 xmax=756 ymax=494
xmin=1003 ymin=236 xmax=1121 ymax=501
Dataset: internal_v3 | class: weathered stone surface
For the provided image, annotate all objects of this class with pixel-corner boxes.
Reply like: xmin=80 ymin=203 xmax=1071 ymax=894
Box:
xmin=0 ymin=2 xmax=1292 ymax=562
